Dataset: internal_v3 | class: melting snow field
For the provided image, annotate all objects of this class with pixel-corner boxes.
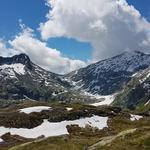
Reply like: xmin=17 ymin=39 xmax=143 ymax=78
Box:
xmin=0 ymin=116 xmax=108 ymax=139
xmin=19 ymin=106 xmax=52 ymax=114
xmin=90 ymin=95 xmax=115 ymax=106
xmin=130 ymin=114 xmax=143 ymax=121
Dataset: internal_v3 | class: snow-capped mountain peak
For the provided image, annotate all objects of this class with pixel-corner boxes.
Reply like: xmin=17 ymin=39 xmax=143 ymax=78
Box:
xmin=92 ymin=50 xmax=150 ymax=73
xmin=0 ymin=53 xmax=32 ymax=69
xmin=0 ymin=54 xmax=70 ymax=100
xmin=65 ymin=51 xmax=150 ymax=95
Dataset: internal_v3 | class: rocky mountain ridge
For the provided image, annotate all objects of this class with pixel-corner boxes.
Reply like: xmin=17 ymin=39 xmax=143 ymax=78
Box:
xmin=0 ymin=54 xmax=70 ymax=100
xmin=66 ymin=51 xmax=150 ymax=95
xmin=1 ymin=51 xmax=150 ymax=110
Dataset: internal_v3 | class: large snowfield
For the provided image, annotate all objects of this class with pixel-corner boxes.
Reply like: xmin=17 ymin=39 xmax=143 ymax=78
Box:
xmin=0 ymin=116 xmax=108 ymax=139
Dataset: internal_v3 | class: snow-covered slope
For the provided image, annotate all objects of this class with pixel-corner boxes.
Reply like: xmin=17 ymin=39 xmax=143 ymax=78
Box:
xmin=65 ymin=51 xmax=150 ymax=95
xmin=0 ymin=54 xmax=70 ymax=100
xmin=0 ymin=54 xmax=100 ymax=103
xmin=113 ymin=66 xmax=150 ymax=112
xmin=0 ymin=64 xmax=25 ymax=78
xmin=90 ymin=95 xmax=115 ymax=106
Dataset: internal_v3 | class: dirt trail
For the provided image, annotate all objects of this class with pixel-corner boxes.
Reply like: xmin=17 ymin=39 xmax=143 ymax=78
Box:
xmin=88 ymin=128 xmax=137 ymax=150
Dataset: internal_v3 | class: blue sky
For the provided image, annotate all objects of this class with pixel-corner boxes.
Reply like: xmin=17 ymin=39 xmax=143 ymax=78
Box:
xmin=127 ymin=0 xmax=150 ymax=21
xmin=0 ymin=0 xmax=48 ymax=38
xmin=0 ymin=0 xmax=149 ymax=61
xmin=0 ymin=0 xmax=150 ymax=74
xmin=0 ymin=0 xmax=92 ymax=61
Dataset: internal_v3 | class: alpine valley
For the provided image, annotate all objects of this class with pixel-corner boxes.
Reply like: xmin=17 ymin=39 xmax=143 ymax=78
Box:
xmin=0 ymin=51 xmax=149 ymax=150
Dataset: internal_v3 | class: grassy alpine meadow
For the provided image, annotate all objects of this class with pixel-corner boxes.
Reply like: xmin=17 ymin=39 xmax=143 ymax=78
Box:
xmin=0 ymin=101 xmax=149 ymax=150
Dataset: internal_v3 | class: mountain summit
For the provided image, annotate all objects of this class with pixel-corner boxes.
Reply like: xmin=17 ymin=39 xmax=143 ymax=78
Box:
xmin=0 ymin=54 xmax=70 ymax=100
xmin=0 ymin=53 xmax=32 ymax=69
xmin=66 ymin=51 xmax=150 ymax=95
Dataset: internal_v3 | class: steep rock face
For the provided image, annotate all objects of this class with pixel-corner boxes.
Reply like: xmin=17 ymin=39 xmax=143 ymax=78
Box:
xmin=65 ymin=51 xmax=150 ymax=95
xmin=113 ymin=67 xmax=150 ymax=112
xmin=0 ymin=54 xmax=70 ymax=100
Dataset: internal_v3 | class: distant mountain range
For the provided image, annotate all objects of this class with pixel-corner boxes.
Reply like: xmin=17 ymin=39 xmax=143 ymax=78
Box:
xmin=0 ymin=51 xmax=150 ymax=110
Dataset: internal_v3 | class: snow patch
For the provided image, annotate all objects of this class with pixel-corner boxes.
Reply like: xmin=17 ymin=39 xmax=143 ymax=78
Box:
xmin=83 ymin=92 xmax=115 ymax=106
xmin=91 ymin=95 xmax=115 ymax=106
xmin=132 ymin=72 xmax=138 ymax=77
xmin=0 ymin=138 xmax=3 ymax=142
xmin=52 ymin=92 xmax=57 ymax=96
xmin=0 ymin=116 xmax=108 ymax=138
xmin=139 ymin=72 xmax=150 ymax=83
xmin=19 ymin=106 xmax=51 ymax=114
xmin=130 ymin=114 xmax=143 ymax=121
xmin=145 ymin=100 xmax=150 ymax=106
xmin=0 ymin=63 xmax=25 ymax=78
xmin=66 ymin=107 xmax=73 ymax=111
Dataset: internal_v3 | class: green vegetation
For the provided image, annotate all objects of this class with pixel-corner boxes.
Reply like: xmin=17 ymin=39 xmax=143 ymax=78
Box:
xmin=94 ymin=127 xmax=150 ymax=150
xmin=2 ymin=122 xmax=150 ymax=150
xmin=8 ymin=136 xmax=99 ymax=150
xmin=0 ymin=101 xmax=149 ymax=150
xmin=0 ymin=101 xmax=123 ymax=128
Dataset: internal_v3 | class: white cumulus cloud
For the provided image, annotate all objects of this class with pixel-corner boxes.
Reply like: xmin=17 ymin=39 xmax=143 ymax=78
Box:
xmin=8 ymin=26 xmax=86 ymax=74
xmin=0 ymin=40 xmax=18 ymax=57
xmin=40 ymin=0 xmax=150 ymax=61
